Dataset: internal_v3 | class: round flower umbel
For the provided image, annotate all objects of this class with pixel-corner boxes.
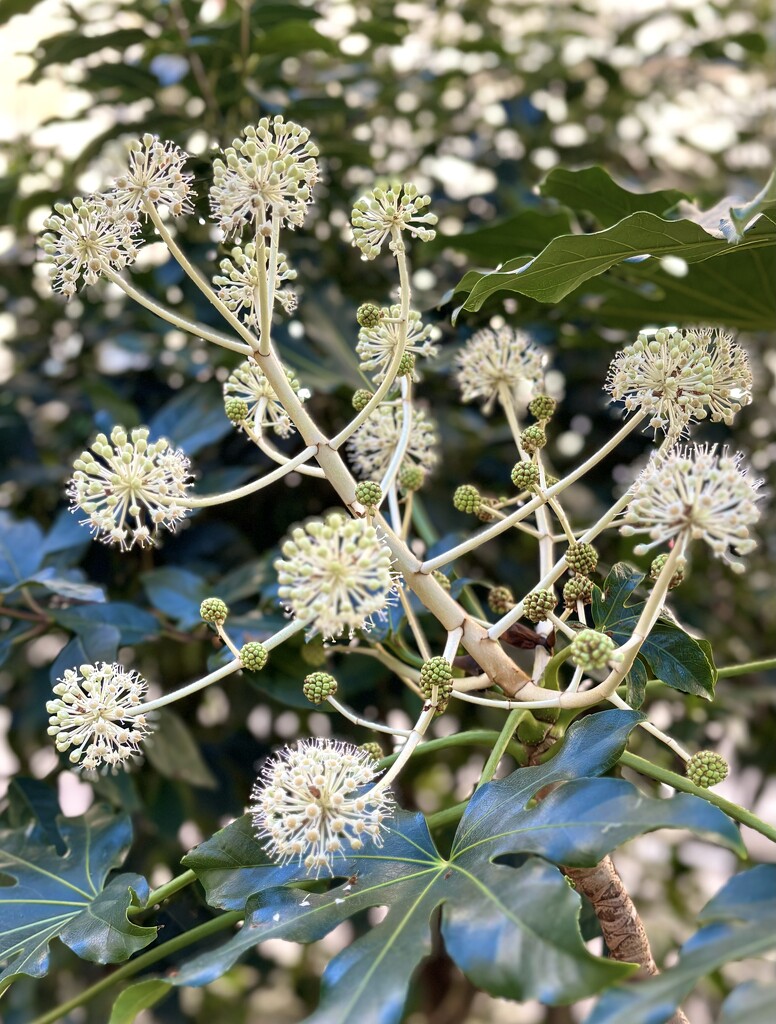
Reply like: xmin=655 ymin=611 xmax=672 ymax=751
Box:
xmin=606 ymin=327 xmax=752 ymax=441
xmin=456 ymin=326 xmax=545 ymax=415
xmin=275 ymin=513 xmax=399 ymax=639
xmin=347 ymin=404 xmax=438 ymax=481
xmin=41 ymin=197 xmax=139 ymax=297
xmin=356 ymin=305 xmax=439 ymax=383
xmin=622 ymin=445 xmax=762 ymax=572
xmin=351 ymin=182 xmax=437 ymax=259
xmin=250 ymin=739 xmax=394 ymax=875
xmin=210 ymin=117 xmax=319 ymax=234
xmin=46 ymin=663 xmax=151 ymax=772
xmin=224 ymin=360 xmax=307 ymax=439
xmin=214 ymin=242 xmax=298 ymax=325
xmin=105 ymin=134 xmax=193 ymax=219
xmin=68 ymin=427 xmax=192 ymax=549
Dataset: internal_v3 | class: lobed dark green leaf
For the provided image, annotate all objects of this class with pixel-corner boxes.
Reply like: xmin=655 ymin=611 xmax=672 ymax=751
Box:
xmin=539 ymin=166 xmax=687 ymax=228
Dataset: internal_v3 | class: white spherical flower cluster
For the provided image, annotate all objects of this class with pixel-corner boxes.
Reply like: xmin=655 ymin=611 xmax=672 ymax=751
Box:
xmin=41 ymin=197 xmax=140 ymax=297
xmin=46 ymin=662 xmax=151 ymax=772
xmin=275 ymin=513 xmax=399 ymax=639
xmin=606 ymin=327 xmax=753 ymax=440
xmin=347 ymin=404 xmax=438 ymax=481
xmin=351 ymin=182 xmax=437 ymax=259
xmin=210 ymin=117 xmax=319 ymax=234
xmin=356 ymin=305 xmax=439 ymax=383
xmin=456 ymin=326 xmax=545 ymax=415
xmin=214 ymin=242 xmax=298 ymax=325
xmin=622 ymin=445 xmax=762 ymax=572
xmin=68 ymin=426 xmax=192 ymax=549
xmin=224 ymin=361 xmax=307 ymax=438
xmin=103 ymin=134 xmax=194 ymax=219
xmin=250 ymin=739 xmax=393 ymax=875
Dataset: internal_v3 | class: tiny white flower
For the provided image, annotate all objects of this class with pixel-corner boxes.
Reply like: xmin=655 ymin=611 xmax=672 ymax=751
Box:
xmin=606 ymin=326 xmax=753 ymax=440
xmin=223 ymin=361 xmax=305 ymax=438
xmin=275 ymin=512 xmax=400 ymax=639
xmin=214 ymin=242 xmax=297 ymax=326
xmin=68 ymin=426 xmax=192 ymax=549
xmin=356 ymin=305 xmax=439 ymax=383
xmin=104 ymin=134 xmax=194 ymax=219
xmin=621 ymin=444 xmax=762 ymax=572
xmin=210 ymin=117 xmax=319 ymax=234
xmin=46 ymin=662 xmax=151 ymax=772
xmin=250 ymin=738 xmax=393 ymax=875
xmin=40 ymin=196 xmax=140 ymax=297
xmin=351 ymin=182 xmax=437 ymax=259
xmin=347 ymin=404 xmax=438 ymax=480
xmin=455 ymin=325 xmax=545 ymax=415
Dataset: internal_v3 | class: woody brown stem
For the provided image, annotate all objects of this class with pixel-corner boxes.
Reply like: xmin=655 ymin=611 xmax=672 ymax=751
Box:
xmin=565 ymin=857 xmax=689 ymax=1024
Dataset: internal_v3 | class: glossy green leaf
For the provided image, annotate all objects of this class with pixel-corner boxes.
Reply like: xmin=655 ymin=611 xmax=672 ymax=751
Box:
xmin=586 ymin=866 xmax=776 ymax=1024
xmin=178 ymin=711 xmax=740 ymax=1020
xmin=53 ymin=602 xmax=160 ymax=645
xmin=0 ymin=803 xmax=155 ymax=993
xmin=593 ymin=563 xmax=716 ymax=699
xmin=429 ymin=208 xmax=573 ymax=263
xmin=144 ymin=710 xmax=217 ymax=789
xmin=108 ymin=979 xmax=172 ymax=1024
xmin=456 ymin=209 xmax=775 ymax=309
xmin=141 ymin=567 xmax=209 ymax=630
xmin=539 ymin=167 xmax=687 ymax=228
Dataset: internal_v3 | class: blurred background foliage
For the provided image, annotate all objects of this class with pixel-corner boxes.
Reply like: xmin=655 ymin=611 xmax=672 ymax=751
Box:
xmin=0 ymin=1 xmax=775 ymax=1021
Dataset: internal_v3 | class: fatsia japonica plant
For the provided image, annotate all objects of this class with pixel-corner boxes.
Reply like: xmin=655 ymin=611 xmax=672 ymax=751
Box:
xmin=3 ymin=116 xmax=776 ymax=1024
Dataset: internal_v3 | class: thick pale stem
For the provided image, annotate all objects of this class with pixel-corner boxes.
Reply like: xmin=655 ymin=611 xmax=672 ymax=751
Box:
xmin=379 ymin=377 xmax=413 ymax=497
xmin=326 ymin=695 xmax=412 ymax=738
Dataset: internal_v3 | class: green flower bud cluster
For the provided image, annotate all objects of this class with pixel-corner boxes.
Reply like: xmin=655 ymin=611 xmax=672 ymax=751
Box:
xmin=686 ymin=750 xmax=729 ymax=788
xmin=511 ymin=461 xmax=539 ymax=491
xmin=488 ymin=585 xmax=515 ymax=615
xmin=523 ymin=589 xmax=557 ymax=623
xmin=224 ymin=396 xmax=249 ymax=423
xmin=566 ymin=542 xmax=598 ymax=575
xmin=432 ymin=570 xmax=451 ymax=592
xmin=528 ymin=394 xmax=557 ymax=422
xmin=357 ymin=303 xmax=382 ymax=329
xmin=520 ymin=424 xmax=546 ymax=454
xmin=359 ymin=741 xmax=384 ymax=761
xmin=650 ymin=552 xmax=687 ymax=590
xmin=454 ymin=484 xmax=481 ymax=514
xmin=563 ymin=575 xmax=594 ymax=609
xmin=397 ymin=351 xmax=416 ymax=376
xmin=399 ymin=463 xmax=425 ymax=492
xmin=200 ymin=597 xmax=229 ymax=626
xmin=569 ymin=629 xmax=617 ymax=670
xmin=355 ymin=480 xmax=382 ymax=514
xmin=240 ymin=641 xmax=269 ymax=671
xmin=419 ymin=656 xmax=454 ymax=713
xmin=352 ymin=388 xmax=374 ymax=411
xmin=302 ymin=671 xmax=337 ymax=704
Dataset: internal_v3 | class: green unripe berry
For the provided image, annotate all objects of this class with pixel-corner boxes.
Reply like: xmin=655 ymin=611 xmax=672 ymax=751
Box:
xmin=359 ymin=741 xmax=383 ymax=761
xmin=352 ymin=388 xmax=374 ymax=411
xmin=511 ymin=461 xmax=540 ymax=491
xmin=357 ymin=302 xmax=382 ymax=329
xmin=419 ymin=656 xmax=454 ymax=700
xmin=563 ymin=575 xmax=594 ymax=609
xmin=397 ymin=351 xmax=415 ymax=376
xmin=520 ymin=424 xmax=547 ymax=454
xmin=240 ymin=641 xmax=269 ymax=672
xmin=200 ymin=597 xmax=229 ymax=626
xmin=454 ymin=484 xmax=481 ymax=514
xmin=224 ymin=397 xmax=249 ymax=423
xmin=686 ymin=750 xmax=729 ymax=789
xmin=489 ymin=585 xmax=515 ymax=614
xmin=529 ymin=394 xmax=557 ymax=422
xmin=432 ymin=570 xmax=451 ymax=592
xmin=566 ymin=542 xmax=598 ymax=575
xmin=399 ymin=463 xmax=425 ymax=492
xmin=544 ymin=474 xmax=559 ymax=487
xmin=355 ymin=480 xmax=382 ymax=513
xmin=523 ymin=589 xmax=557 ymax=623
xmin=302 ymin=671 xmax=337 ymax=703
xmin=569 ymin=629 xmax=618 ymax=670
xmin=650 ymin=552 xmax=687 ymax=590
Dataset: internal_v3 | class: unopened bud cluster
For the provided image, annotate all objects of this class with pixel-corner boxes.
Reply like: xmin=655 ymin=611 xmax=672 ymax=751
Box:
xmin=524 ymin=589 xmax=557 ymax=623
xmin=569 ymin=630 xmax=619 ymax=671
xmin=303 ymin=672 xmax=338 ymax=704
xmin=685 ymin=750 xmax=729 ymax=788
